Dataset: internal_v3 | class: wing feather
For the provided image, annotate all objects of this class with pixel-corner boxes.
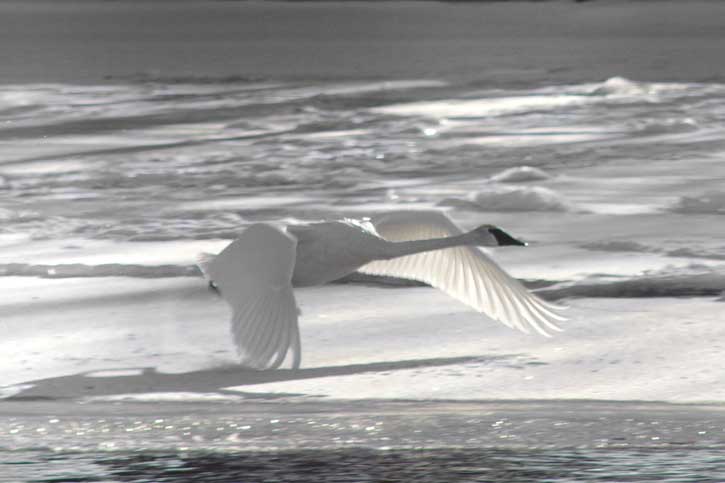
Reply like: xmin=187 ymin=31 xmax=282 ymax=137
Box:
xmin=207 ymin=224 xmax=301 ymax=369
xmin=268 ymin=309 xmax=292 ymax=370
xmin=360 ymin=210 xmax=565 ymax=336
xmin=258 ymin=296 xmax=284 ymax=364
xmin=290 ymin=321 xmax=302 ymax=369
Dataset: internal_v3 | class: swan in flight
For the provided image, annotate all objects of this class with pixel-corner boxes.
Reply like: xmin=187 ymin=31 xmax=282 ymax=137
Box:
xmin=197 ymin=210 xmax=565 ymax=370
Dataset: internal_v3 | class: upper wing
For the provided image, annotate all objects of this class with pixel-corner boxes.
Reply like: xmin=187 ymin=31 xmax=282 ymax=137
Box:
xmin=208 ymin=224 xmax=301 ymax=369
xmin=359 ymin=211 xmax=565 ymax=336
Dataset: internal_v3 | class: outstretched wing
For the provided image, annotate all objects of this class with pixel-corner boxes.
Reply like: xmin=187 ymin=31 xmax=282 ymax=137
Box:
xmin=207 ymin=224 xmax=301 ymax=369
xmin=360 ymin=211 xmax=565 ymax=336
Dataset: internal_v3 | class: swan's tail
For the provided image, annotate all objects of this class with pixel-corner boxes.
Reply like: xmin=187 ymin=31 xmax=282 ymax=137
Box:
xmin=196 ymin=252 xmax=217 ymax=280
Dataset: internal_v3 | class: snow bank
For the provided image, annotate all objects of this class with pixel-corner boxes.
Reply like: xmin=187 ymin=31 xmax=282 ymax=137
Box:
xmin=440 ymin=186 xmax=571 ymax=212
xmin=489 ymin=166 xmax=551 ymax=183
xmin=587 ymin=76 xmax=694 ymax=101
xmin=589 ymin=76 xmax=650 ymax=97
xmin=372 ymin=95 xmax=587 ymax=119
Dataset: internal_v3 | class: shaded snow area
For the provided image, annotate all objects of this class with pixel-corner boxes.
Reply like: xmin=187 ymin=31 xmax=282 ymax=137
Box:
xmin=1 ymin=278 xmax=723 ymax=404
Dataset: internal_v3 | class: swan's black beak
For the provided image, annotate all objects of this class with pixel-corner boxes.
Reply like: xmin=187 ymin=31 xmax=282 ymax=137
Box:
xmin=489 ymin=227 xmax=527 ymax=247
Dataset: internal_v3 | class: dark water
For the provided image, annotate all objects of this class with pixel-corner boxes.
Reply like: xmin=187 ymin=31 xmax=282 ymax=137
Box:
xmin=4 ymin=447 xmax=725 ymax=483
xmin=2 ymin=0 xmax=725 ymax=84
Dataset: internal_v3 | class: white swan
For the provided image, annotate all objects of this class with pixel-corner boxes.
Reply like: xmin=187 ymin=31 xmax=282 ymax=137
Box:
xmin=197 ymin=210 xmax=565 ymax=370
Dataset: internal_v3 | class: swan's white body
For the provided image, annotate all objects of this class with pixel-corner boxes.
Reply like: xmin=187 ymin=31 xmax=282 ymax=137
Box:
xmin=198 ymin=211 xmax=565 ymax=370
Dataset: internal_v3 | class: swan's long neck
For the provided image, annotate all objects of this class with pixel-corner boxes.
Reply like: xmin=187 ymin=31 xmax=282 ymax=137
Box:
xmin=381 ymin=232 xmax=477 ymax=260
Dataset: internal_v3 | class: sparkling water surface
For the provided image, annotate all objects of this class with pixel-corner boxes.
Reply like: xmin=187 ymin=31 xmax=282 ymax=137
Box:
xmin=3 ymin=400 xmax=725 ymax=482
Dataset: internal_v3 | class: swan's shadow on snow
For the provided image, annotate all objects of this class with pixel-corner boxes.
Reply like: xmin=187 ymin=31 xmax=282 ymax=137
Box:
xmin=5 ymin=355 xmax=517 ymax=401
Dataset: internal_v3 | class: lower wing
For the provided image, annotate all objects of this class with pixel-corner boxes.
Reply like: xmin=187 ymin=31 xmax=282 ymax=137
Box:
xmin=206 ymin=224 xmax=301 ymax=369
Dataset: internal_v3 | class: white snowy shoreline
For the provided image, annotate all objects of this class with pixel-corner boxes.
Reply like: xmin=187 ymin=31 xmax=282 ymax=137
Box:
xmin=2 ymin=276 xmax=724 ymax=405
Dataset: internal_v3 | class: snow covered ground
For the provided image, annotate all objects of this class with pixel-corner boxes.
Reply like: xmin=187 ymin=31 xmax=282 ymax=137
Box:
xmin=2 ymin=276 xmax=724 ymax=404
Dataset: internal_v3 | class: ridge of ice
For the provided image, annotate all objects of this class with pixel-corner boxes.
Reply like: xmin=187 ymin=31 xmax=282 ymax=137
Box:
xmin=489 ymin=166 xmax=551 ymax=183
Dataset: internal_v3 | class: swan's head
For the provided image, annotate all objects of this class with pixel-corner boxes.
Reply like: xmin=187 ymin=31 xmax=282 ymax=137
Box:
xmin=473 ymin=225 xmax=527 ymax=247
